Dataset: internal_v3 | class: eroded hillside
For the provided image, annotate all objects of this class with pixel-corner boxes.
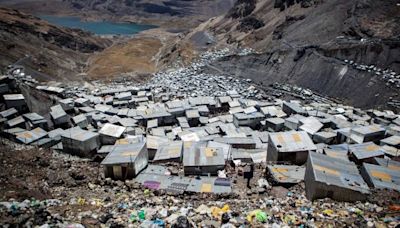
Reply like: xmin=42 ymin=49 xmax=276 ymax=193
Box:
xmin=166 ymin=0 xmax=400 ymax=109
xmin=0 ymin=7 xmax=111 ymax=81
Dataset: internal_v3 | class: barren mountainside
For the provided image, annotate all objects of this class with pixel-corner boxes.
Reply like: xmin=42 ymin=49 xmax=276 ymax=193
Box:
xmin=0 ymin=7 xmax=111 ymax=81
xmin=0 ymin=0 xmax=236 ymax=29
xmin=170 ymin=0 xmax=400 ymax=109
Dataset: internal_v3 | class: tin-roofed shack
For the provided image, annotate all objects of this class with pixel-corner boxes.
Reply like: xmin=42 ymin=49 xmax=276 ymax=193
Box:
xmin=153 ymin=141 xmax=183 ymax=162
xmin=3 ymin=94 xmax=27 ymax=112
xmin=233 ymin=112 xmax=264 ymax=129
xmin=361 ymin=163 xmax=400 ymax=191
xmin=305 ymin=152 xmax=370 ymax=202
xmin=267 ymin=131 xmax=317 ymax=165
xmin=183 ymin=141 xmax=225 ymax=176
xmin=61 ymin=127 xmax=100 ymax=157
xmin=267 ymin=165 xmax=305 ymax=185
xmin=99 ymin=123 xmax=126 ymax=145
xmin=15 ymin=127 xmax=47 ymax=144
xmin=349 ymin=142 xmax=385 ymax=164
xmin=50 ymin=105 xmax=69 ymax=126
xmin=349 ymin=125 xmax=386 ymax=144
xmin=101 ymin=142 xmax=148 ymax=180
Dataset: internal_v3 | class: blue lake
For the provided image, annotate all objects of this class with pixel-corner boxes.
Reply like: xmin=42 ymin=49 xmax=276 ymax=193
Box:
xmin=40 ymin=15 xmax=156 ymax=35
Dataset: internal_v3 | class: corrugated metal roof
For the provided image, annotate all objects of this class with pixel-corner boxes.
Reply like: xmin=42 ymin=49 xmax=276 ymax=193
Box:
xmin=381 ymin=135 xmax=400 ymax=146
xmin=207 ymin=141 xmax=231 ymax=160
xmin=381 ymin=145 xmax=400 ymax=157
xmin=118 ymin=118 xmax=137 ymax=127
xmin=147 ymin=119 xmax=158 ymax=129
xmin=7 ymin=116 xmax=25 ymax=127
xmin=324 ymin=144 xmax=349 ymax=161
xmin=299 ymin=116 xmax=323 ymax=135
xmin=352 ymin=124 xmax=386 ymax=135
xmin=269 ymin=131 xmax=317 ymax=152
xmin=234 ymin=112 xmax=264 ymax=120
xmin=23 ymin=113 xmax=45 ymax=122
xmin=72 ymin=114 xmax=87 ymax=124
xmin=0 ymin=108 xmax=17 ymax=118
xmin=116 ymin=135 xmax=145 ymax=145
xmin=61 ymin=127 xmax=99 ymax=142
xmin=362 ymin=163 xmax=400 ymax=191
xmin=99 ymin=123 xmax=126 ymax=138
xmin=268 ymin=165 xmax=305 ymax=183
xmin=101 ymin=142 xmax=146 ymax=165
xmin=75 ymin=98 xmax=89 ymax=105
xmin=147 ymin=135 xmax=169 ymax=150
xmin=374 ymin=158 xmax=400 ymax=171
xmin=48 ymin=128 xmax=65 ymax=140
xmin=50 ymin=105 xmax=67 ymax=120
xmin=266 ymin=117 xmax=285 ymax=125
xmin=189 ymin=96 xmax=216 ymax=106
xmin=217 ymin=96 xmax=232 ymax=104
xmin=214 ymin=137 xmax=256 ymax=146
xmin=136 ymin=165 xmax=231 ymax=194
xmin=186 ymin=109 xmax=200 ymax=119
xmin=116 ymin=92 xmax=132 ymax=100
xmin=98 ymin=145 xmax=115 ymax=154
xmin=349 ymin=142 xmax=384 ymax=160
xmin=3 ymin=94 xmax=24 ymax=100
xmin=308 ymin=152 xmax=370 ymax=194
xmin=260 ymin=106 xmax=286 ymax=118
xmin=183 ymin=141 xmax=225 ymax=167
xmin=153 ymin=141 xmax=183 ymax=161
xmin=16 ymin=127 xmax=47 ymax=144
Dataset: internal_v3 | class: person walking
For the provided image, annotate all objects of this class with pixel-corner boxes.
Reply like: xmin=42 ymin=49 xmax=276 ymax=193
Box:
xmin=244 ymin=163 xmax=254 ymax=189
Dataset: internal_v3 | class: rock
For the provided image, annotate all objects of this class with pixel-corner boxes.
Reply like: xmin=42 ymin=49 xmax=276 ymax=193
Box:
xmin=88 ymin=183 xmax=96 ymax=190
xmin=269 ymin=186 xmax=289 ymax=199
xmin=375 ymin=207 xmax=383 ymax=213
xmin=81 ymin=217 xmax=99 ymax=228
xmin=257 ymin=187 xmax=266 ymax=194
xmin=171 ymin=215 xmax=191 ymax=228
xmin=257 ymin=178 xmax=270 ymax=188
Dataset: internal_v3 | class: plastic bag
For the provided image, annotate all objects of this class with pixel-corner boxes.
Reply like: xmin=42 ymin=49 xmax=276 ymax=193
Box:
xmin=247 ymin=209 xmax=267 ymax=223
xmin=77 ymin=197 xmax=85 ymax=206
xmin=138 ymin=210 xmax=146 ymax=220
xmin=211 ymin=205 xmax=230 ymax=219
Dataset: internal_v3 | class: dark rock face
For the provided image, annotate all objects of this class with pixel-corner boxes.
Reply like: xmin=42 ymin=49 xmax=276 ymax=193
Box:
xmin=273 ymin=15 xmax=306 ymax=40
xmin=226 ymin=0 xmax=257 ymax=19
xmin=65 ymin=0 xmax=236 ymax=18
xmin=274 ymin=0 xmax=317 ymax=10
xmin=195 ymin=0 xmax=400 ymax=109
xmin=237 ymin=17 xmax=265 ymax=33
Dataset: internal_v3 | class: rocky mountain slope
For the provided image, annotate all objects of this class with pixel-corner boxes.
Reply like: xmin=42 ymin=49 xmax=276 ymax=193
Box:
xmin=0 ymin=0 xmax=236 ymax=29
xmin=169 ymin=0 xmax=400 ymax=109
xmin=0 ymin=7 xmax=111 ymax=81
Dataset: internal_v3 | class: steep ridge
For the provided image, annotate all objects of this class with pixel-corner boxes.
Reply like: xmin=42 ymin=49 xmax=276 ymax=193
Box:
xmin=171 ymin=0 xmax=400 ymax=109
xmin=0 ymin=0 xmax=236 ymax=29
xmin=0 ymin=7 xmax=111 ymax=81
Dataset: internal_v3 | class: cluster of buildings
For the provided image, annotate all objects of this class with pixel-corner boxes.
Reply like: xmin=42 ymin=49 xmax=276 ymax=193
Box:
xmin=1 ymin=48 xmax=399 ymax=201
xmin=342 ymin=59 xmax=400 ymax=88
